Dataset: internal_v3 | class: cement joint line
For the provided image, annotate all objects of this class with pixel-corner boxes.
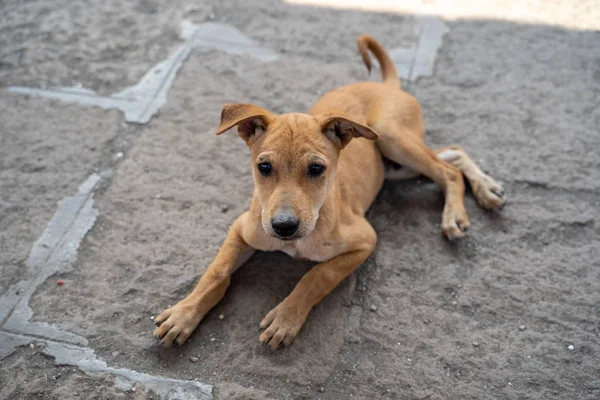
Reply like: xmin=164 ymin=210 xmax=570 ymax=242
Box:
xmin=7 ymin=18 xmax=447 ymax=125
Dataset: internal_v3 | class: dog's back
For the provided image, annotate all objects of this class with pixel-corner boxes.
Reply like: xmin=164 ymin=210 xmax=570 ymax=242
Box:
xmin=308 ymin=36 xmax=425 ymax=215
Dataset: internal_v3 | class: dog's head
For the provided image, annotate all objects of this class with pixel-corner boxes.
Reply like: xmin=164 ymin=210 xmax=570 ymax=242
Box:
xmin=216 ymin=103 xmax=378 ymax=241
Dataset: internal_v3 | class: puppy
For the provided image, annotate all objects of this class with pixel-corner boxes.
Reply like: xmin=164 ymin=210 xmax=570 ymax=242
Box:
xmin=154 ymin=35 xmax=505 ymax=350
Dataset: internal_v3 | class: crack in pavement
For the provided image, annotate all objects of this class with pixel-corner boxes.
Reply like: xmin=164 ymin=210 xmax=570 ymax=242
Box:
xmin=7 ymin=22 xmax=279 ymax=124
xmin=6 ymin=18 xmax=448 ymax=124
xmin=0 ymin=174 xmax=100 ymax=344
xmin=0 ymin=173 xmax=214 ymax=399
xmin=0 ymin=331 xmax=212 ymax=400
xmin=389 ymin=15 xmax=449 ymax=87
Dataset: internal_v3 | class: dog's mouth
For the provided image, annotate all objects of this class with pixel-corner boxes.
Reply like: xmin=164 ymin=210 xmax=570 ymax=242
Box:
xmin=277 ymin=236 xmax=298 ymax=242
xmin=271 ymin=232 xmax=302 ymax=242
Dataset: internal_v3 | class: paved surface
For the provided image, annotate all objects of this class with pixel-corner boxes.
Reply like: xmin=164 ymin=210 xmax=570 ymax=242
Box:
xmin=1 ymin=1 xmax=599 ymax=399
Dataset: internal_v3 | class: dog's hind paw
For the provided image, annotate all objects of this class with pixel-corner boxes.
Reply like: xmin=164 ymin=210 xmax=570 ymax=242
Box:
xmin=472 ymin=174 xmax=505 ymax=210
xmin=441 ymin=206 xmax=470 ymax=240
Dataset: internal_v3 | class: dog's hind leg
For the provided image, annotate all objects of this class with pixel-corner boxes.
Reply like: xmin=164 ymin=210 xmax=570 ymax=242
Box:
xmin=386 ymin=145 xmax=505 ymax=210
xmin=375 ymin=124 xmax=469 ymax=239
xmin=435 ymin=146 xmax=505 ymax=210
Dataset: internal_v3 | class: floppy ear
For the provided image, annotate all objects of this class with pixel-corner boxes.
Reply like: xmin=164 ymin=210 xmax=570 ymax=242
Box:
xmin=216 ymin=103 xmax=275 ymax=143
xmin=320 ymin=114 xmax=379 ymax=148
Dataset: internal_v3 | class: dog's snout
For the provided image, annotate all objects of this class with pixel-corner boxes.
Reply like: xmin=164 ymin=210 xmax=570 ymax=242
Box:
xmin=271 ymin=214 xmax=300 ymax=237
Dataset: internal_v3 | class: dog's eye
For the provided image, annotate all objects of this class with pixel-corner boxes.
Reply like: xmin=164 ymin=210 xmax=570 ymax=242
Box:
xmin=257 ymin=162 xmax=272 ymax=176
xmin=308 ymin=163 xmax=326 ymax=177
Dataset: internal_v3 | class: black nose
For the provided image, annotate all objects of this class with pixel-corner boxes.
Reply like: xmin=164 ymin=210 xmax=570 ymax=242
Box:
xmin=271 ymin=215 xmax=300 ymax=237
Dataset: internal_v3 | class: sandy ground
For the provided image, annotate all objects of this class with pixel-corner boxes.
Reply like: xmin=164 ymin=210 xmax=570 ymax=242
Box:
xmin=1 ymin=0 xmax=600 ymax=399
xmin=0 ymin=346 xmax=159 ymax=400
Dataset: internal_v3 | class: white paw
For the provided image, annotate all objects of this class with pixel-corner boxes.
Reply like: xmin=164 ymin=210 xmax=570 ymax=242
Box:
xmin=472 ymin=174 xmax=505 ymax=210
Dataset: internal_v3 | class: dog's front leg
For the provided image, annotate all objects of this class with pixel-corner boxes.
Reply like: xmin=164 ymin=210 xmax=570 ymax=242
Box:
xmin=259 ymin=219 xmax=376 ymax=349
xmin=154 ymin=213 xmax=254 ymax=347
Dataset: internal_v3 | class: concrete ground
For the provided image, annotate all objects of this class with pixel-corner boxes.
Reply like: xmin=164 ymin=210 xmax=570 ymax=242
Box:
xmin=1 ymin=1 xmax=599 ymax=399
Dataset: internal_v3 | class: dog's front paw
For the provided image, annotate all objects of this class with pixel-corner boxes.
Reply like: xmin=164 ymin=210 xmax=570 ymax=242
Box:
xmin=153 ymin=301 xmax=203 ymax=347
xmin=441 ymin=206 xmax=470 ymax=239
xmin=472 ymin=174 xmax=505 ymax=210
xmin=258 ymin=300 xmax=310 ymax=350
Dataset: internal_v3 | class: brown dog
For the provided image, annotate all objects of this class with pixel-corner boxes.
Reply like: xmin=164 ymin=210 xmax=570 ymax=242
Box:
xmin=154 ymin=35 xmax=505 ymax=349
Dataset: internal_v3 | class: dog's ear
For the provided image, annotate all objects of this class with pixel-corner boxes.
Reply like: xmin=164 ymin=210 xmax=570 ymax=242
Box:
xmin=320 ymin=114 xmax=379 ymax=148
xmin=216 ymin=103 xmax=275 ymax=142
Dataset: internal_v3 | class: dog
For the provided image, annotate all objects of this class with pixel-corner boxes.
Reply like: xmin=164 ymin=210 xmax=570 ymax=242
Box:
xmin=153 ymin=35 xmax=505 ymax=350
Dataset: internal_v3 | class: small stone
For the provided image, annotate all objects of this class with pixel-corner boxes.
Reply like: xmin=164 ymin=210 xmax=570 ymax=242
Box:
xmin=112 ymin=351 xmax=120 ymax=357
xmin=218 ymin=314 xmax=225 ymax=320
xmin=114 ymin=152 xmax=123 ymax=160
xmin=451 ymin=301 xmax=457 ymax=305
xmin=567 ymin=344 xmax=574 ymax=351
xmin=221 ymin=205 xmax=229 ymax=213
xmin=519 ymin=325 xmax=526 ymax=331
xmin=131 ymin=387 xmax=136 ymax=392
xmin=189 ymin=356 xmax=199 ymax=363
xmin=369 ymin=305 xmax=378 ymax=312
xmin=472 ymin=342 xmax=479 ymax=347
xmin=318 ymin=387 xmax=325 ymax=393
xmin=210 ymin=337 xmax=216 ymax=342
xmin=150 ymin=316 xmax=155 ymax=320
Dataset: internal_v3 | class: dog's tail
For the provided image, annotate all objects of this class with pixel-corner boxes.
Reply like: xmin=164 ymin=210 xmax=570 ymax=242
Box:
xmin=357 ymin=35 xmax=400 ymax=88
